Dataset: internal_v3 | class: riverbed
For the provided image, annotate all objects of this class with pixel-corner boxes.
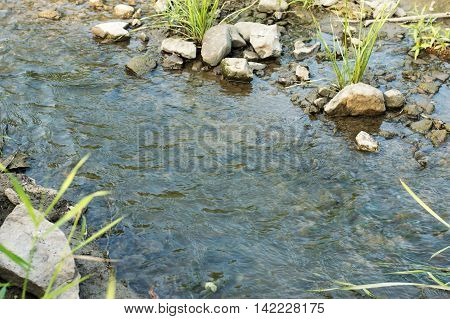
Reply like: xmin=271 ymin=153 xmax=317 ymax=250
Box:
xmin=0 ymin=0 xmax=448 ymax=298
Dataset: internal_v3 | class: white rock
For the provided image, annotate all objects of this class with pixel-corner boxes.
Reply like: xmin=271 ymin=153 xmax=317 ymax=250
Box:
xmin=229 ymin=26 xmax=246 ymax=48
xmin=250 ymin=24 xmax=281 ymax=59
xmin=293 ymin=40 xmax=320 ymax=60
xmin=257 ymin=0 xmax=288 ymax=13
xmin=235 ymin=23 xmax=281 ymax=59
xmin=155 ymin=0 xmax=169 ymax=13
xmin=372 ymin=0 xmax=397 ymax=18
xmin=161 ymin=38 xmax=197 ymax=59
xmin=356 ymin=131 xmax=379 ymax=152
xmin=243 ymin=49 xmax=260 ymax=61
xmin=113 ymin=4 xmax=134 ymax=19
xmin=324 ymin=83 xmax=386 ymax=116
xmin=234 ymin=22 xmax=259 ymax=41
xmin=318 ymin=0 xmax=339 ymax=7
xmin=0 ymin=205 xmax=79 ymax=298
xmin=248 ymin=62 xmax=267 ymax=71
xmin=201 ymin=25 xmax=232 ymax=66
xmin=395 ymin=7 xmax=406 ymax=17
xmin=295 ymin=65 xmax=310 ymax=81
xmin=91 ymin=22 xmax=130 ymax=41
xmin=221 ymin=58 xmax=253 ymax=82
xmin=383 ymin=89 xmax=405 ymax=109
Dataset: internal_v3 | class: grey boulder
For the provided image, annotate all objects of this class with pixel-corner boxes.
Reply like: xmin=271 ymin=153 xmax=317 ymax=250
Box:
xmin=0 ymin=205 xmax=79 ymax=298
xmin=126 ymin=55 xmax=157 ymax=76
xmin=201 ymin=25 xmax=232 ymax=66
xmin=324 ymin=83 xmax=386 ymax=116
xmin=221 ymin=58 xmax=253 ymax=82
xmin=257 ymin=0 xmax=288 ymax=13
xmin=384 ymin=89 xmax=405 ymax=109
xmin=161 ymin=38 xmax=197 ymax=59
xmin=235 ymin=22 xmax=282 ymax=59
xmin=91 ymin=22 xmax=130 ymax=41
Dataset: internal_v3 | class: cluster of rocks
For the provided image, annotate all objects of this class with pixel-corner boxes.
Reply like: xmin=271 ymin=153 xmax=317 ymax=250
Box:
xmin=90 ymin=1 xmax=144 ymax=43
xmin=158 ymin=19 xmax=283 ymax=81
xmin=291 ymin=82 xmax=447 ymax=151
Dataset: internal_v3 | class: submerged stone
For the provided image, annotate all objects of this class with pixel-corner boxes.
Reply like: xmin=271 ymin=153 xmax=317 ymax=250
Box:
xmin=427 ymin=129 xmax=447 ymax=147
xmin=38 ymin=9 xmax=61 ymax=20
xmin=162 ymin=54 xmax=184 ymax=70
xmin=410 ymin=119 xmax=433 ymax=134
xmin=356 ymin=131 xmax=379 ymax=152
xmin=125 ymin=55 xmax=157 ymax=76
xmin=384 ymin=89 xmax=405 ymax=109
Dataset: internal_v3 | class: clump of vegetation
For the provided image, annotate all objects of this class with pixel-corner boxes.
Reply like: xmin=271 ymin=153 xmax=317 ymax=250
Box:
xmin=403 ymin=7 xmax=450 ymax=60
xmin=316 ymin=1 xmax=395 ymax=89
xmin=160 ymin=0 xmax=221 ymax=42
xmin=0 ymin=155 xmax=121 ymax=299
xmin=312 ymin=179 xmax=450 ymax=297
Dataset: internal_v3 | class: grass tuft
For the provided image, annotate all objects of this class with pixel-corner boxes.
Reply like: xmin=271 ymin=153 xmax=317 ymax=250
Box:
xmin=316 ymin=0 xmax=396 ymax=89
xmin=161 ymin=0 xmax=220 ymax=43
xmin=402 ymin=6 xmax=450 ymax=60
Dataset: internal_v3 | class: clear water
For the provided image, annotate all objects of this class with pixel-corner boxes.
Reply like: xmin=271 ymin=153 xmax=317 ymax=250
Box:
xmin=0 ymin=1 xmax=448 ymax=298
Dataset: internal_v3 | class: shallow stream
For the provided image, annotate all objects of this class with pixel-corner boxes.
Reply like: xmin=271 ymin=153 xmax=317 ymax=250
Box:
xmin=0 ymin=0 xmax=448 ymax=298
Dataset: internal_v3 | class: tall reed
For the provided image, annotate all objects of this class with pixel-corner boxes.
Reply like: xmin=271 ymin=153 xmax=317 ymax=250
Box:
xmin=161 ymin=0 xmax=220 ymax=42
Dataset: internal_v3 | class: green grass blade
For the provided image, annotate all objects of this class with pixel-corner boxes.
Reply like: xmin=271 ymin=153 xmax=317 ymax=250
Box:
xmin=427 ymin=272 xmax=447 ymax=287
xmin=43 ymin=191 xmax=110 ymax=237
xmin=43 ymin=154 xmax=90 ymax=219
xmin=400 ymin=179 xmax=450 ymax=229
xmin=0 ymin=285 xmax=7 ymax=299
xmin=0 ymin=244 xmax=30 ymax=270
xmin=0 ymin=163 xmax=37 ymax=227
xmin=106 ymin=270 xmax=116 ymax=299
xmin=42 ymin=275 xmax=90 ymax=299
xmin=311 ymin=282 xmax=450 ymax=292
xmin=431 ymin=246 xmax=450 ymax=259
xmin=388 ymin=270 xmax=427 ymax=275
xmin=71 ymin=217 xmax=124 ymax=254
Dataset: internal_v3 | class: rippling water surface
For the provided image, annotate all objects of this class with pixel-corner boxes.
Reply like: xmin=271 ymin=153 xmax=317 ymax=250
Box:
xmin=0 ymin=1 xmax=448 ymax=298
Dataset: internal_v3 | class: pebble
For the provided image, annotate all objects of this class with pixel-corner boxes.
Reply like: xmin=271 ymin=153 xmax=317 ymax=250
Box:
xmin=38 ymin=9 xmax=61 ymax=20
